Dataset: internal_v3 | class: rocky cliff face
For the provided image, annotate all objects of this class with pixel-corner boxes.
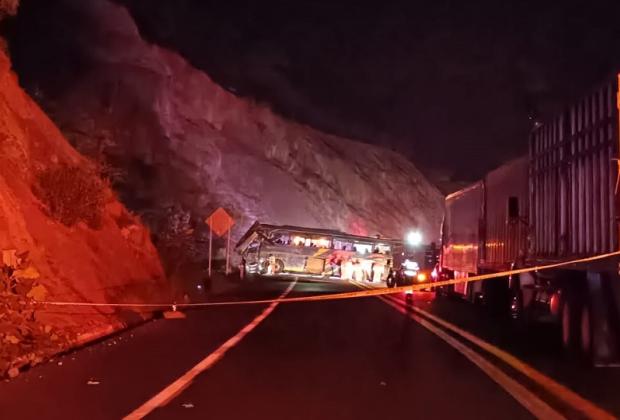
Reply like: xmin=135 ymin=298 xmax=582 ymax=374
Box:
xmin=0 ymin=47 xmax=167 ymax=375
xmin=10 ymin=0 xmax=444 ymax=263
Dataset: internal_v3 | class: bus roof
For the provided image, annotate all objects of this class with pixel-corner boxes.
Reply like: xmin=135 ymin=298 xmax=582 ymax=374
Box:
xmin=235 ymin=222 xmax=402 ymax=252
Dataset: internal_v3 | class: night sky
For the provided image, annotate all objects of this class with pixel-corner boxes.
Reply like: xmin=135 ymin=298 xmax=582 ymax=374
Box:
xmin=8 ymin=0 xmax=620 ymax=190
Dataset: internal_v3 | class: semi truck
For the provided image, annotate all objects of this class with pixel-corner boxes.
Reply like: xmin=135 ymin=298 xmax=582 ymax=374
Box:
xmin=439 ymin=73 xmax=620 ymax=364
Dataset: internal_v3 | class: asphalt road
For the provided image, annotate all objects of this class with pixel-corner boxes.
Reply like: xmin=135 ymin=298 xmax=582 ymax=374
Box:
xmin=0 ymin=277 xmax=616 ymax=419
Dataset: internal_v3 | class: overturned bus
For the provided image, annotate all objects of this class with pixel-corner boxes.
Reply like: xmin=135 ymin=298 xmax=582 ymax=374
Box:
xmin=235 ymin=222 xmax=398 ymax=281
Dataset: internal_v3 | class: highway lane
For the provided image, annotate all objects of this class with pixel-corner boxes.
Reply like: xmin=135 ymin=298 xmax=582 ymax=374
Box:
xmin=145 ymin=280 xmax=533 ymax=420
xmin=1 ymin=277 xmax=615 ymax=419
xmin=0 ymin=279 xmax=294 ymax=419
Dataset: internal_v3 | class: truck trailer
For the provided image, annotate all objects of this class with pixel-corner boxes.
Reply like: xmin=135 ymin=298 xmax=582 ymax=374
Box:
xmin=440 ymin=73 xmax=620 ymax=364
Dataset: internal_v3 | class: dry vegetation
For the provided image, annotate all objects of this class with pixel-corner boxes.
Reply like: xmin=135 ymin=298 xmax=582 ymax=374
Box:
xmin=0 ymin=0 xmax=19 ymax=19
xmin=34 ymin=164 xmax=106 ymax=229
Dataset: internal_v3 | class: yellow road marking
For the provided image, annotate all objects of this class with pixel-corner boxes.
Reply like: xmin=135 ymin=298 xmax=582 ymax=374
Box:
xmin=353 ymin=280 xmax=615 ymax=420
xmin=40 ymin=249 xmax=620 ymax=309
xmin=377 ymin=294 xmax=565 ymax=420
xmin=407 ymin=299 xmax=615 ymax=420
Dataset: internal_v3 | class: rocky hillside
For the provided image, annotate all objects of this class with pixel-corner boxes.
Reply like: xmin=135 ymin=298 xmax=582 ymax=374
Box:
xmin=9 ymin=0 xmax=444 ymax=264
xmin=0 ymin=47 xmax=167 ymax=376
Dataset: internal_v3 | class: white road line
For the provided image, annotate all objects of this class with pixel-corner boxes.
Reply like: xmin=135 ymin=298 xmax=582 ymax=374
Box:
xmin=124 ymin=279 xmax=298 ymax=420
xmin=377 ymin=294 xmax=565 ymax=420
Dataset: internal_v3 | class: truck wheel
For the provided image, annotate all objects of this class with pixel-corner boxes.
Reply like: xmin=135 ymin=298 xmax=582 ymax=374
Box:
xmin=580 ymin=304 xmax=593 ymax=359
xmin=274 ymin=259 xmax=285 ymax=274
xmin=562 ymin=299 xmax=580 ymax=352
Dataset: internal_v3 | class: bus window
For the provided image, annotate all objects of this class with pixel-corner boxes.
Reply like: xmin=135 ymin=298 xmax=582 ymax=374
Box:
xmin=311 ymin=238 xmax=331 ymax=248
xmin=292 ymin=236 xmax=306 ymax=246
xmin=334 ymin=240 xmax=353 ymax=250
xmin=271 ymin=233 xmax=290 ymax=245
xmin=245 ymin=241 xmax=260 ymax=259
xmin=354 ymin=243 xmax=372 ymax=254
xmin=376 ymin=244 xmax=391 ymax=254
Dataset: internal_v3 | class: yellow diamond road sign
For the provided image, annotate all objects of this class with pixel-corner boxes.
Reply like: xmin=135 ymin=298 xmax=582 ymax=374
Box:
xmin=205 ymin=207 xmax=235 ymax=237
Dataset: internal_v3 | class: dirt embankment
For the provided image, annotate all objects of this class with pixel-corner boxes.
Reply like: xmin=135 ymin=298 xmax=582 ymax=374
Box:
xmin=0 ymin=49 xmax=168 ymax=377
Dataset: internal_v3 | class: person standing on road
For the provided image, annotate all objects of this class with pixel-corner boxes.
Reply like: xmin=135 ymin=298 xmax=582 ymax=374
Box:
xmin=267 ymin=254 xmax=277 ymax=275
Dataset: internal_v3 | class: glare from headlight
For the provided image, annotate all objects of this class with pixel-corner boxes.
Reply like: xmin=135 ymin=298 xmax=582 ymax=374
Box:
xmin=417 ymin=273 xmax=427 ymax=282
xmin=404 ymin=260 xmax=419 ymax=270
xmin=404 ymin=269 xmax=416 ymax=276
xmin=406 ymin=231 xmax=423 ymax=246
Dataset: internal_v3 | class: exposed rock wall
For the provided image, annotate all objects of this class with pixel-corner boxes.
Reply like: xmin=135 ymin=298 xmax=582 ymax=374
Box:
xmin=14 ymin=0 xmax=444 ymax=259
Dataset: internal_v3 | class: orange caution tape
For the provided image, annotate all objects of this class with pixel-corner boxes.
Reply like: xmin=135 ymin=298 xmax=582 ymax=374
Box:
xmin=38 ymin=250 xmax=620 ymax=309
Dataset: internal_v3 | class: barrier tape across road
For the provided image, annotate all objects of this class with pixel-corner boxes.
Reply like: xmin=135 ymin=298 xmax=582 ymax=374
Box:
xmin=36 ymin=250 xmax=620 ymax=419
xmin=38 ymin=250 xmax=620 ymax=309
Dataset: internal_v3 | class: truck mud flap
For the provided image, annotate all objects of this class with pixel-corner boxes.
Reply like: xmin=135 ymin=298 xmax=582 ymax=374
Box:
xmin=587 ymin=272 xmax=620 ymax=365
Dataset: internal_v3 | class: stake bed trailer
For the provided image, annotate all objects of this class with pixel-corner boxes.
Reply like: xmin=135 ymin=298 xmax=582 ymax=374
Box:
xmin=440 ymin=73 xmax=620 ymax=364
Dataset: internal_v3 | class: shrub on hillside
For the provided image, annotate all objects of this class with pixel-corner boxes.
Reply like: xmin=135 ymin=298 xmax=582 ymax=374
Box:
xmin=35 ymin=164 xmax=106 ymax=229
xmin=0 ymin=0 xmax=19 ymax=19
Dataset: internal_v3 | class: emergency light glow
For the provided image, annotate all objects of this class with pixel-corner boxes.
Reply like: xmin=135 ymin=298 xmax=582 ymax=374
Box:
xmin=404 ymin=260 xmax=419 ymax=270
xmin=406 ymin=231 xmax=423 ymax=246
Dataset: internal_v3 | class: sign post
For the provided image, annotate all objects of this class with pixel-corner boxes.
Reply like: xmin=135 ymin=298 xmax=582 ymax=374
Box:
xmin=226 ymin=228 xmax=232 ymax=275
xmin=208 ymin=222 xmax=213 ymax=277
xmin=205 ymin=207 xmax=235 ymax=277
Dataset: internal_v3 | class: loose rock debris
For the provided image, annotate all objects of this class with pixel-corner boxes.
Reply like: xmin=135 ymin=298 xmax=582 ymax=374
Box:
xmin=1 ymin=255 xmax=74 ymax=378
